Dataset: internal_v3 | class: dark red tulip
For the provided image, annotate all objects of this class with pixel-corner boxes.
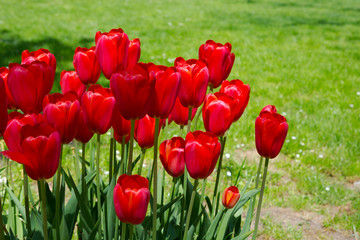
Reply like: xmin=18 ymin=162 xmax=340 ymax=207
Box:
xmin=43 ymin=92 xmax=80 ymax=144
xmin=255 ymin=105 xmax=289 ymax=159
xmin=126 ymin=39 xmax=141 ymax=71
xmin=81 ymin=85 xmax=115 ymax=134
xmin=159 ymin=137 xmax=185 ymax=178
xmin=170 ymin=98 xmax=197 ymax=126
xmin=73 ymin=46 xmax=101 ymax=85
xmin=184 ymin=131 xmax=221 ymax=179
xmin=222 ymin=186 xmax=240 ymax=209
xmin=220 ymin=79 xmax=250 ymax=122
xmin=147 ymin=63 xmax=181 ymax=118
xmin=95 ymin=28 xmax=129 ymax=79
xmin=2 ymin=122 xmax=61 ymax=180
xmin=202 ymin=92 xmax=239 ymax=136
xmin=7 ymin=61 xmax=54 ymax=113
xmin=175 ymin=57 xmax=209 ymax=108
xmin=0 ymin=67 xmax=16 ymax=109
xmin=134 ymin=115 xmax=163 ymax=149
xmin=60 ymin=71 xmax=86 ymax=99
xmin=113 ymin=174 xmax=150 ymax=225
xmin=42 ymin=92 xmax=78 ymax=109
xmin=22 ymin=48 xmax=57 ymax=74
xmin=199 ymin=40 xmax=235 ymax=88
xmin=75 ymin=110 xmax=94 ymax=143
xmin=0 ymin=77 xmax=8 ymax=136
xmin=110 ymin=63 xmax=155 ymax=120
xmin=112 ymin=103 xmax=131 ymax=144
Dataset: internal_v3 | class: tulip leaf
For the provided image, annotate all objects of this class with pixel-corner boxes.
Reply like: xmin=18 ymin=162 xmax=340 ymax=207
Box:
xmin=5 ymin=185 xmax=25 ymax=220
xmin=234 ymin=157 xmax=247 ymax=186
xmin=205 ymin=208 xmax=225 ymax=240
xmin=231 ymin=230 xmax=254 ymax=240
xmin=87 ymin=218 xmax=101 ymax=240
xmin=205 ymin=196 xmax=212 ymax=213
xmin=105 ymin=175 xmax=117 ymax=240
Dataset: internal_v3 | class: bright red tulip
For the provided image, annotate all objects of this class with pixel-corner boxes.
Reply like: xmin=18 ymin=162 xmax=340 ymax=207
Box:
xmin=222 ymin=186 xmax=240 ymax=209
xmin=112 ymin=103 xmax=131 ymax=144
xmin=113 ymin=174 xmax=150 ymax=225
xmin=147 ymin=63 xmax=181 ymax=118
xmin=202 ymin=92 xmax=239 ymax=136
xmin=159 ymin=137 xmax=185 ymax=178
xmin=75 ymin=110 xmax=94 ymax=143
xmin=43 ymin=92 xmax=80 ymax=144
xmin=0 ymin=67 xmax=16 ymax=109
xmin=7 ymin=61 xmax=54 ymax=113
xmin=170 ymin=98 xmax=197 ymax=126
xmin=0 ymin=77 xmax=8 ymax=137
xmin=22 ymin=48 xmax=57 ymax=74
xmin=81 ymin=85 xmax=115 ymax=134
xmin=73 ymin=46 xmax=101 ymax=85
xmin=95 ymin=28 xmax=129 ymax=79
xmin=175 ymin=57 xmax=209 ymax=108
xmin=199 ymin=40 xmax=235 ymax=89
xmin=60 ymin=71 xmax=86 ymax=99
xmin=184 ymin=131 xmax=221 ymax=179
xmin=2 ymin=122 xmax=61 ymax=180
xmin=220 ymin=79 xmax=250 ymax=122
xmin=126 ymin=39 xmax=141 ymax=71
xmin=255 ymin=105 xmax=289 ymax=159
xmin=134 ymin=115 xmax=163 ymax=149
xmin=110 ymin=63 xmax=155 ymax=120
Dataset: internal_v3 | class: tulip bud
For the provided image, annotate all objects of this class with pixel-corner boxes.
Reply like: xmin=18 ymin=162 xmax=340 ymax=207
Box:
xmin=22 ymin=48 xmax=57 ymax=74
xmin=126 ymin=38 xmax=141 ymax=71
xmin=73 ymin=46 xmax=101 ymax=85
xmin=60 ymin=71 xmax=86 ymax=99
xmin=170 ymin=98 xmax=197 ymax=126
xmin=222 ymin=186 xmax=240 ymax=209
xmin=134 ymin=115 xmax=164 ymax=149
xmin=159 ymin=137 xmax=185 ymax=178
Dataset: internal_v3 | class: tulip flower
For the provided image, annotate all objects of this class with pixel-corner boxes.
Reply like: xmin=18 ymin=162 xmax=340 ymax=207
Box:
xmin=7 ymin=61 xmax=54 ymax=113
xmin=159 ymin=137 xmax=185 ymax=178
xmin=255 ymin=105 xmax=289 ymax=159
xmin=2 ymin=122 xmax=61 ymax=180
xmin=0 ymin=67 xmax=16 ymax=109
xmin=184 ymin=131 xmax=221 ymax=179
xmin=0 ymin=77 xmax=8 ymax=136
xmin=73 ymin=46 xmax=101 ymax=85
xmin=75 ymin=110 xmax=94 ymax=143
xmin=175 ymin=57 xmax=209 ymax=108
xmin=22 ymin=48 xmax=57 ymax=74
xmin=134 ymin=115 xmax=163 ymax=149
xmin=202 ymin=92 xmax=239 ymax=136
xmin=110 ymin=63 xmax=155 ymax=120
xmin=95 ymin=28 xmax=129 ymax=79
xmin=126 ymin=38 xmax=141 ymax=71
xmin=147 ymin=63 xmax=181 ymax=118
xmin=170 ymin=98 xmax=197 ymax=126
xmin=222 ymin=186 xmax=240 ymax=209
xmin=199 ymin=40 xmax=235 ymax=89
xmin=81 ymin=85 xmax=115 ymax=134
xmin=43 ymin=92 xmax=80 ymax=144
xmin=220 ymin=79 xmax=250 ymax=122
xmin=60 ymin=71 xmax=86 ymax=99
xmin=112 ymin=103 xmax=131 ymax=144
xmin=113 ymin=174 xmax=150 ymax=225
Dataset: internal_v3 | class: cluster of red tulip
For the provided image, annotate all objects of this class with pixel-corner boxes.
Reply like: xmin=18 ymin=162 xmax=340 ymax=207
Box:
xmin=0 ymin=27 xmax=288 ymax=240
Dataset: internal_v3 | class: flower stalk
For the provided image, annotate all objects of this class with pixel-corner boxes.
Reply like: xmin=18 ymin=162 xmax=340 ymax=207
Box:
xmin=152 ymin=117 xmax=160 ymax=240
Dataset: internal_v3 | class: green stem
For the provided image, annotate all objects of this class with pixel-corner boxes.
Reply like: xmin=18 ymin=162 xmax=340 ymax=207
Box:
xmin=255 ymin=157 xmax=264 ymax=189
xmin=113 ymin=137 xmax=117 ymax=177
xmin=127 ymin=120 xmax=135 ymax=174
xmin=138 ymin=148 xmax=146 ymax=175
xmin=0 ymin=197 xmax=4 ymax=240
xmin=81 ymin=142 xmax=86 ymax=201
xmin=23 ymin=166 xmax=31 ymax=236
xmin=109 ymin=130 xmax=114 ymax=184
xmin=192 ymin=106 xmax=201 ymax=131
xmin=164 ymin=178 xmax=177 ymax=238
xmin=199 ymin=178 xmax=207 ymax=215
xmin=252 ymin=157 xmax=269 ymax=240
xmin=152 ymin=117 xmax=160 ymax=240
xmin=55 ymin=144 xmax=63 ymax=240
xmin=120 ymin=136 xmax=126 ymax=176
xmin=114 ymin=218 xmax=120 ymax=240
xmin=96 ymin=134 xmax=102 ymax=237
xmin=74 ymin=141 xmax=80 ymax=182
xmin=212 ymin=136 xmax=226 ymax=217
xmin=121 ymin=223 xmax=126 ymax=239
xmin=39 ymin=180 xmax=48 ymax=240
xmin=187 ymin=107 xmax=193 ymax=133
xmin=129 ymin=224 xmax=134 ymax=240
xmin=183 ymin=179 xmax=199 ymax=240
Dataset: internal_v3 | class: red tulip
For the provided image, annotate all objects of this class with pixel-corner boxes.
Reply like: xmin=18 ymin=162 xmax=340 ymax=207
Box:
xmin=7 ymin=61 xmax=54 ymax=113
xmin=170 ymin=98 xmax=197 ymax=126
xmin=159 ymin=137 xmax=185 ymax=178
xmin=0 ymin=67 xmax=16 ymax=109
xmin=147 ymin=63 xmax=181 ymax=118
xmin=112 ymin=103 xmax=131 ymax=144
xmin=255 ymin=105 xmax=289 ymax=159
xmin=0 ymin=77 xmax=8 ymax=136
xmin=43 ymin=92 xmax=80 ymax=144
xmin=113 ymin=174 xmax=150 ymax=225
xmin=220 ymin=79 xmax=250 ymax=122
xmin=134 ymin=115 xmax=163 ymax=149
xmin=175 ymin=57 xmax=209 ymax=108
xmin=22 ymin=48 xmax=57 ymax=73
xmin=81 ymin=85 xmax=115 ymax=134
xmin=110 ymin=63 xmax=155 ymax=120
xmin=95 ymin=28 xmax=129 ymax=79
xmin=75 ymin=110 xmax=94 ymax=143
xmin=199 ymin=40 xmax=235 ymax=88
xmin=60 ymin=71 xmax=86 ymax=99
xmin=202 ymin=92 xmax=239 ymax=136
xmin=2 ymin=122 xmax=61 ymax=180
xmin=184 ymin=131 xmax=221 ymax=179
xmin=222 ymin=186 xmax=240 ymax=209
xmin=126 ymin=39 xmax=141 ymax=71
xmin=73 ymin=46 xmax=101 ymax=85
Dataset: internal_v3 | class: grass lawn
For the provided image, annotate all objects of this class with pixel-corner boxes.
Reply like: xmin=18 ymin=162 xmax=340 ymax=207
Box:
xmin=0 ymin=0 xmax=359 ymax=238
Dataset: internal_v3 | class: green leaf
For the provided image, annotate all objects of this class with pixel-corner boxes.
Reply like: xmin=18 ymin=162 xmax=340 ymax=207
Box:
xmin=231 ymin=230 xmax=253 ymax=240
xmin=5 ymin=185 xmax=25 ymax=220
xmin=205 ymin=208 xmax=225 ymax=240
xmin=106 ymin=176 xmax=117 ymax=240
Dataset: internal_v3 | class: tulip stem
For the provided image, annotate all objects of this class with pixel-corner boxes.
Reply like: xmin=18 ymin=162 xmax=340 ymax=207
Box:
xmin=109 ymin=130 xmax=114 ymax=184
xmin=187 ymin=107 xmax=193 ymax=133
xmin=183 ymin=179 xmax=199 ymax=240
xmin=212 ymin=136 xmax=226 ymax=217
xmin=138 ymin=148 xmax=146 ymax=175
xmin=152 ymin=117 xmax=160 ymax=240
xmin=252 ymin=157 xmax=269 ymax=240
xmin=81 ymin=142 xmax=87 ymax=201
xmin=23 ymin=166 xmax=31 ymax=236
xmin=127 ymin=120 xmax=135 ymax=174
xmin=96 ymin=134 xmax=102 ymax=238
xmin=121 ymin=223 xmax=126 ymax=239
xmin=164 ymin=177 xmax=177 ymax=238
xmin=199 ymin=178 xmax=207 ymax=215
xmin=129 ymin=224 xmax=134 ymax=240
xmin=39 ymin=179 xmax=48 ymax=240
xmin=55 ymin=144 xmax=63 ymax=240
xmin=120 ymin=136 xmax=126 ymax=176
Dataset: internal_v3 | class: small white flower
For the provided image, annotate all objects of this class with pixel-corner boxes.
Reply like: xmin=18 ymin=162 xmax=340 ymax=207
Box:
xmin=107 ymin=132 xmax=111 ymax=136
xmin=282 ymin=112 xmax=287 ymax=116
xmin=236 ymin=144 xmax=240 ymax=149
xmin=299 ymin=109 xmax=303 ymax=113
xmin=357 ymin=91 xmax=360 ymax=96
xmin=234 ymin=138 xmax=238 ymax=141
xmin=349 ymin=104 xmax=354 ymax=108
xmin=226 ymin=171 xmax=231 ymax=177
xmin=168 ymin=22 xmax=173 ymax=26
xmin=296 ymin=154 xmax=300 ymax=158
xmin=116 ymin=150 xmax=120 ymax=155
xmin=325 ymin=186 xmax=330 ymax=191
xmin=104 ymin=171 xmax=109 ymax=175
xmin=311 ymin=166 xmax=314 ymax=170
xmin=225 ymin=153 xmax=230 ymax=159
xmin=286 ymin=140 xmax=290 ymax=143
xmin=167 ymin=58 xmax=176 ymax=63
xmin=291 ymin=136 xmax=296 ymax=140
xmin=241 ymin=144 xmax=245 ymax=148
xmin=300 ymin=142 xmax=305 ymax=146
xmin=299 ymin=149 xmax=303 ymax=153
xmin=319 ymin=154 xmax=324 ymax=158
xmin=79 ymin=149 xmax=83 ymax=153
xmin=142 ymin=163 xmax=147 ymax=168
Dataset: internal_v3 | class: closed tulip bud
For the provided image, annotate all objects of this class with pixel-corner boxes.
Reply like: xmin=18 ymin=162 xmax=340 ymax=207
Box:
xmin=159 ymin=137 xmax=185 ymax=178
xmin=75 ymin=110 xmax=94 ymax=143
xmin=112 ymin=103 xmax=131 ymax=144
xmin=81 ymin=85 xmax=115 ymax=134
xmin=0 ymin=67 xmax=16 ymax=109
xmin=147 ymin=63 xmax=181 ymax=118
xmin=175 ymin=57 xmax=209 ymax=108
xmin=2 ymin=122 xmax=61 ymax=180
xmin=185 ymin=131 xmax=221 ymax=179
xmin=255 ymin=105 xmax=289 ymax=159
xmin=7 ymin=61 xmax=54 ymax=114
xmin=73 ymin=46 xmax=101 ymax=85
xmin=222 ymin=186 xmax=240 ymax=209
xmin=134 ymin=115 xmax=163 ymax=149
xmin=43 ymin=92 xmax=80 ymax=144
xmin=60 ymin=71 xmax=86 ymax=99
xmin=22 ymin=48 xmax=57 ymax=74
xmin=220 ymin=79 xmax=250 ymax=122
xmin=110 ymin=63 xmax=155 ymax=120
xmin=199 ymin=40 xmax=235 ymax=89
xmin=170 ymin=98 xmax=197 ymax=126
xmin=113 ymin=174 xmax=150 ymax=225
xmin=95 ymin=28 xmax=129 ymax=79
xmin=126 ymin=39 xmax=141 ymax=71
xmin=0 ymin=77 xmax=8 ymax=136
